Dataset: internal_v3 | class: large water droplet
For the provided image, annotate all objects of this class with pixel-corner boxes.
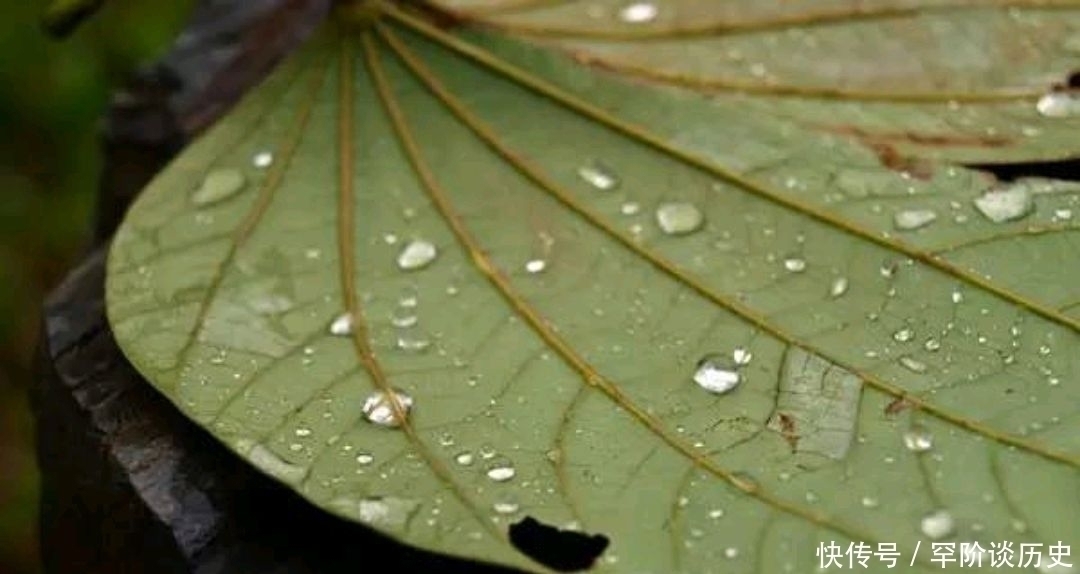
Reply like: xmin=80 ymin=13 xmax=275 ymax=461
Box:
xmin=903 ymin=426 xmax=934 ymax=452
xmin=486 ymin=465 xmax=516 ymax=482
xmin=253 ymin=151 xmax=274 ymax=169
xmin=362 ymin=389 xmax=414 ymax=427
xmin=192 ymin=168 xmax=246 ymax=206
xmin=893 ymin=209 xmax=937 ymax=231
xmin=397 ymin=240 xmax=438 ymax=270
xmin=893 ymin=328 xmax=915 ymax=342
xmin=655 ymin=202 xmax=704 ymax=235
xmin=1036 ymin=91 xmax=1080 ymax=118
xmin=330 ymin=312 xmax=354 ymax=336
xmin=899 ymin=356 xmax=927 ymax=373
xmin=783 ymin=257 xmax=807 ymax=273
xmin=829 ymin=277 xmax=849 ymax=298
xmin=693 ymin=355 xmax=741 ymax=394
xmin=617 ymin=1 xmax=658 ymax=24
xmin=525 ymin=259 xmax=547 ymax=274
xmin=577 ymin=161 xmax=620 ymax=190
xmin=920 ymin=509 xmax=955 ymax=540
xmin=973 ymin=185 xmax=1034 ymax=223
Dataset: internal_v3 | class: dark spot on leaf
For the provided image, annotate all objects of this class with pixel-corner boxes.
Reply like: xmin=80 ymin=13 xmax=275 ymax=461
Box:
xmin=866 ymin=141 xmax=934 ymax=180
xmin=966 ymin=158 xmax=1080 ymax=183
xmin=509 ymin=516 xmax=609 ymax=572
xmin=775 ymin=412 xmax=799 ymax=451
xmin=884 ymin=397 xmax=913 ymax=416
xmin=1068 ymin=72 xmax=1080 ymax=89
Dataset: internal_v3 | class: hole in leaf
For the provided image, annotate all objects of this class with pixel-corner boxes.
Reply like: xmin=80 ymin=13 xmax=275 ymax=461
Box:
xmin=509 ymin=516 xmax=609 ymax=572
xmin=966 ymin=159 xmax=1080 ymax=183
xmin=1068 ymin=71 xmax=1080 ymax=89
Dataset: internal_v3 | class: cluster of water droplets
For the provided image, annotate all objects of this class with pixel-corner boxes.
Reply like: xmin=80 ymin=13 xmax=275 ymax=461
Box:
xmin=692 ymin=346 xmax=753 ymax=395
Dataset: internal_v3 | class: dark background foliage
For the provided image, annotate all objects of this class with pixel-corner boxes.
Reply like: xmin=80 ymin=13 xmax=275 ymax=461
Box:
xmin=0 ymin=2 xmax=193 ymax=572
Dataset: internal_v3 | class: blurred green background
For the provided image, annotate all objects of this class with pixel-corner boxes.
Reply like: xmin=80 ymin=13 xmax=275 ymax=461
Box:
xmin=0 ymin=2 xmax=193 ymax=572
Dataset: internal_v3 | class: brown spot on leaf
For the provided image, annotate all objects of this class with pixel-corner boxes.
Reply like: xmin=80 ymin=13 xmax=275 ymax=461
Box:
xmin=885 ymin=396 xmax=913 ymax=416
xmin=775 ymin=412 xmax=799 ymax=451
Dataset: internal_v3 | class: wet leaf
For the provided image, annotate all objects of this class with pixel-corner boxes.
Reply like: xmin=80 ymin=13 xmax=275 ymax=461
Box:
xmin=107 ymin=2 xmax=1080 ymax=572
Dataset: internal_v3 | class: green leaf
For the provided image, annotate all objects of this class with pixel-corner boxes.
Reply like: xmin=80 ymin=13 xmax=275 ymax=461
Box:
xmin=107 ymin=2 xmax=1080 ymax=572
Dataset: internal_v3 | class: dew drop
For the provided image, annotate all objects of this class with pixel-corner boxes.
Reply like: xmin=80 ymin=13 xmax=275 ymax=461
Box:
xmin=391 ymin=312 xmax=418 ymax=328
xmin=525 ymin=259 xmax=547 ymax=274
xmin=192 ymin=168 xmax=246 ymax=206
xmin=893 ymin=328 xmax=915 ymax=342
xmin=1036 ymin=91 xmax=1080 ymax=118
xmin=724 ymin=547 xmax=739 ymax=559
xmin=617 ymin=1 xmax=658 ymax=24
xmin=397 ymin=240 xmax=438 ymax=270
xmin=361 ymin=389 xmax=414 ymax=428
xmin=655 ymin=202 xmax=704 ymax=235
xmin=783 ymin=257 xmax=807 ymax=273
xmin=1054 ymin=208 xmax=1073 ymax=221
xmin=577 ymin=161 xmax=620 ymax=190
xmin=493 ymin=502 xmax=520 ymax=514
xmin=356 ymin=453 xmax=374 ymax=465
xmin=920 ymin=509 xmax=955 ymax=540
xmin=708 ymin=509 xmax=725 ymax=519
xmin=396 ymin=335 xmax=431 ymax=353
xmin=732 ymin=347 xmax=753 ymax=366
xmin=893 ymin=209 xmax=938 ymax=231
xmin=253 ymin=151 xmax=274 ymax=169
xmin=829 ymin=276 xmax=849 ymax=298
xmin=861 ymin=496 xmax=879 ymax=508
xmin=951 ymin=290 xmax=964 ymax=304
xmin=486 ymin=465 xmax=516 ymax=482
xmin=924 ymin=338 xmax=941 ymax=352
xmin=329 ymin=312 xmax=354 ymax=336
xmin=693 ymin=355 xmax=741 ymax=394
xmin=294 ymin=428 xmax=312 ymax=437
xmin=899 ymin=356 xmax=927 ymax=373
xmin=620 ymin=201 xmax=641 ymax=215
xmin=455 ymin=452 xmax=474 ymax=466
xmin=973 ymin=185 xmax=1034 ymax=223
xmin=903 ymin=426 xmax=934 ymax=452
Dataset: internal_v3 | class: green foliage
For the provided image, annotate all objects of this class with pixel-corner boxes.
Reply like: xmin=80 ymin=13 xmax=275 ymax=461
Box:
xmin=107 ymin=2 xmax=1080 ymax=572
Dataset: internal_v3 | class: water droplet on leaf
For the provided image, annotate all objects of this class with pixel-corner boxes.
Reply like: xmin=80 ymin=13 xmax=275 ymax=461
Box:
xmin=397 ymin=240 xmax=439 ymax=270
xmin=783 ymin=257 xmax=807 ymax=273
xmin=656 ymin=202 xmax=704 ymax=235
xmin=693 ymin=354 xmax=741 ymax=394
xmin=617 ymin=1 xmax=658 ymax=24
xmin=903 ymin=426 xmax=934 ymax=452
xmin=192 ymin=168 xmax=246 ymax=206
xmin=577 ymin=161 xmax=620 ymax=190
xmin=525 ymin=259 xmax=547 ymax=274
xmin=829 ymin=277 xmax=849 ymax=298
xmin=362 ymin=389 xmax=414 ymax=428
xmin=973 ymin=185 xmax=1034 ymax=223
xmin=893 ymin=209 xmax=938 ymax=231
xmin=486 ymin=465 xmax=516 ymax=482
xmin=920 ymin=509 xmax=955 ymax=540
xmin=330 ymin=312 xmax=354 ymax=336
xmin=1036 ymin=91 xmax=1080 ymax=118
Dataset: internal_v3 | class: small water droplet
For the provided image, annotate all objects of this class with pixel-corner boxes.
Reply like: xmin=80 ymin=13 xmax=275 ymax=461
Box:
xmin=655 ymin=202 xmax=704 ymax=235
xmin=893 ymin=328 xmax=915 ymax=342
xmin=893 ymin=209 xmax=938 ymax=231
xmin=708 ymin=509 xmax=725 ymax=519
xmin=397 ymin=240 xmax=438 ymax=270
xmin=455 ymin=452 xmax=474 ymax=466
xmin=620 ymin=201 xmax=641 ymax=215
xmin=192 ymin=168 xmax=246 ymax=206
xmin=724 ymin=547 xmax=739 ymax=559
xmin=330 ymin=312 xmax=354 ymax=336
xmin=903 ymin=426 xmax=934 ymax=452
xmin=1036 ymin=91 xmax=1080 ymax=118
xmin=486 ymin=465 xmax=516 ymax=482
xmin=295 ymin=428 xmax=312 ymax=437
xmin=920 ymin=509 xmax=955 ymax=540
xmin=951 ymin=290 xmax=964 ymax=304
xmin=525 ymin=259 xmax=547 ymax=274
xmin=391 ymin=311 xmax=418 ymax=328
xmin=361 ymin=389 xmax=414 ymax=428
xmin=693 ymin=354 xmax=741 ymax=394
xmin=617 ymin=1 xmax=658 ymax=24
xmin=493 ymin=502 xmax=520 ymax=514
xmin=1054 ymin=208 xmax=1073 ymax=221
xmin=899 ymin=356 xmax=927 ymax=373
xmin=973 ymin=185 xmax=1034 ymax=223
xmin=253 ymin=151 xmax=274 ymax=169
xmin=924 ymin=338 xmax=941 ymax=352
xmin=861 ymin=496 xmax=879 ymax=508
xmin=356 ymin=453 xmax=374 ymax=465
xmin=829 ymin=277 xmax=849 ymax=298
xmin=732 ymin=347 xmax=753 ymax=366
xmin=783 ymin=257 xmax=807 ymax=273
xmin=396 ymin=335 xmax=431 ymax=353
xmin=577 ymin=161 xmax=619 ymax=190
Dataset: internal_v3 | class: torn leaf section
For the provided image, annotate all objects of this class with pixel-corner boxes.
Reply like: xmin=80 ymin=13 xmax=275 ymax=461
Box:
xmin=767 ymin=347 xmax=863 ymax=466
